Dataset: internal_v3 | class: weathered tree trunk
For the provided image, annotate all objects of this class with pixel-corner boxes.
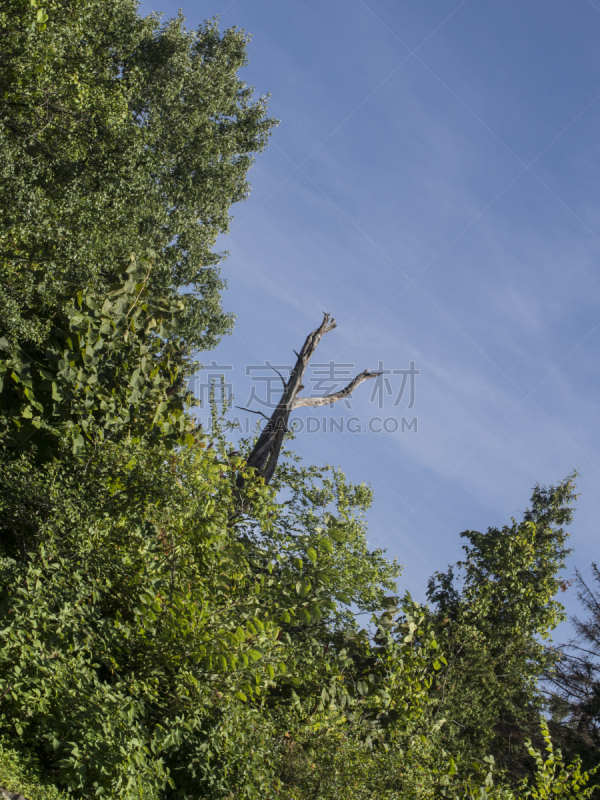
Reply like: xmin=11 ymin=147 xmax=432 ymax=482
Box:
xmin=242 ymin=313 xmax=378 ymax=484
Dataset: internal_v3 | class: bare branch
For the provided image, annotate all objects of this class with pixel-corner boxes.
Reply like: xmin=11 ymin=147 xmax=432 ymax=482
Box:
xmin=236 ymin=406 xmax=270 ymax=421
xmin=241 ymin=312 xmax=377 ymax=484
xmin=269 ymin=363 xmax=287 ymax=388
xmin=294 ymin=370 xmax=381 ymax=408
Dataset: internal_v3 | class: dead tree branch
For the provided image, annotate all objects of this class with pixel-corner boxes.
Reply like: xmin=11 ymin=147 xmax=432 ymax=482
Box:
xmin=294 ymin=369 xmax=376 ymax=408
xmin=243 ymin=313 xmax=380 ymax=484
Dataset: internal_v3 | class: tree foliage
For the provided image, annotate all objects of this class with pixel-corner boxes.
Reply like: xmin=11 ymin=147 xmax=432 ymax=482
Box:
xmin=545 ymin=564 xmax=600 ymax=781
xmin=0 ymin=0 xmax=276 ymax=352
xmin=0 ymin=1 xmax=597 ymax=798
xmin=0 ymin=253 xmax=197 ymax=458
xmin=0 ymin=429 xmax=437 ymax=799
xmin=426 ymin=477 xmax=576 ymax=771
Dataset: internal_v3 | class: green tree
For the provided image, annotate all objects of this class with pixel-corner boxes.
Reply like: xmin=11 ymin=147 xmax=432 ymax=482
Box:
xmin=425 ymin=477 xmax=576 ymax=774
xmin=0 ymin=253 xmax=198 ymax=459
xmin=0 ymin=435 xmax=286 ymax=798
xmin=0 ymin=0 xmax=276 ymax=353
xmin=0 ymin=419 xmax=425 ymax=798
xmin=544 ymin=564 xmax=600 ymax=783
xmin=2 ymin=5 xmax=597 ymax=797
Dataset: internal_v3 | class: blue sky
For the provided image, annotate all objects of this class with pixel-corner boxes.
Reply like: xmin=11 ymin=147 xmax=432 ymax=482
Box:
xmin=139 ymin=0 xmax=600 ymax=633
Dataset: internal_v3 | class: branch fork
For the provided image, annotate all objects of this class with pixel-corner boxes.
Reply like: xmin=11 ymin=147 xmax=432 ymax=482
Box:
xmin=244 ymin=313 xmax=380 ymax=483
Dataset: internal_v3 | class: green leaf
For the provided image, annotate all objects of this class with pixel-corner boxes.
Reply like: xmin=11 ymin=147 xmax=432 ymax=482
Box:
xmin=235 ymin=627 xmax=245 ymax=643
xmin=298 ymin=608 xmax=311 ymax=624
xmin=248 ymin=649 xmax=262 ymax=661
xmin=72 ymin=435 xmax=85 ymax=455
xmin=318 ymin=538 xmax=334 ymax=554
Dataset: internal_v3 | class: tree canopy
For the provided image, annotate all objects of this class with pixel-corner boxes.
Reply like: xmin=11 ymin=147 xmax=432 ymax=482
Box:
xmin=0 ymin=2 xmax=597 ymax=799
xmin=1 ymin=0 xmax=276 ymax=354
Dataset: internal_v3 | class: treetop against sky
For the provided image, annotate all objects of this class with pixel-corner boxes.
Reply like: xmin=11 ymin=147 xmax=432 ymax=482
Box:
xmin=138 ymin=0 xmax=600 ymax=628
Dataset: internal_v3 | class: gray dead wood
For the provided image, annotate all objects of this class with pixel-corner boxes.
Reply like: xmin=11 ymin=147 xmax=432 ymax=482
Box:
xmin=242 ymin=313 xmax=379 ymax=484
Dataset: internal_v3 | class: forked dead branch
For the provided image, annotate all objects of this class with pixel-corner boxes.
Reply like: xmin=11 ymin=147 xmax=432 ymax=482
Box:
xmin=240 ymin=313 xmax=380 ymax=483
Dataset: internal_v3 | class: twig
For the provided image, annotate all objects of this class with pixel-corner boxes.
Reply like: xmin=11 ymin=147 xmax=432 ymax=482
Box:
xmin=236 ymin=406 xmax=270 ymax=421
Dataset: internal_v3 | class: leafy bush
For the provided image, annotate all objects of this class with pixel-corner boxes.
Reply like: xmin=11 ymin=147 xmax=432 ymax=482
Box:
xmin=0 ymin=429 xmax=427 ymax=798
xmin=0 ymin=737 xmax=65 ymax=800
